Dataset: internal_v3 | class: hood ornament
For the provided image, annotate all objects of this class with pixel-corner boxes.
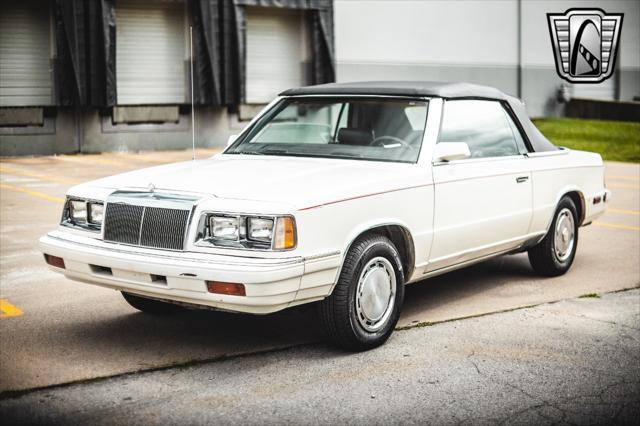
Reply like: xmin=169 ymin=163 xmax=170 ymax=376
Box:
xmin=147 ymin=183 xmax=156 ymax=193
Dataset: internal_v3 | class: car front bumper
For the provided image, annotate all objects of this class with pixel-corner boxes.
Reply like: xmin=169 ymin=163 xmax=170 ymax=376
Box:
xmin=40 ymin=231 xmax=341 ymax=314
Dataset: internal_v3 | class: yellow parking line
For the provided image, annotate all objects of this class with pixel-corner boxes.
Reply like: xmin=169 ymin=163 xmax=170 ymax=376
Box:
xmin=0 ymin=165 xmax=80 ymax=185
xmin=126 ymin=149 xmax=221 ymax=164
xmin=113 ymin=153 xmax=170 ymax=164
xmin=54 ymin=155 xmax=139 ymax=168
xmin=593 ymin=221 xmax=640 ymax=231
xmin=0 ymin=299 xmax=24 ymax=318
xmin=608 ymin=208 xmax=640 ymax=216
xmin=0 ymin=182 xmax=64 ymax=203
xmin=111 ymin=152 xmax=208 ymax=165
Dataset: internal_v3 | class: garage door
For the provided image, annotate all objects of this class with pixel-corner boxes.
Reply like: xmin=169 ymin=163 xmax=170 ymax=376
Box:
xmin=571 ymin=78 xmax=616 ymax=100
xmin=0 ymin=0 xmax=52 ymax=107
xmin=115 ymin=0 xmax=186 ymax=105
xmin=246 ymin=7 xmax=308 ymax=104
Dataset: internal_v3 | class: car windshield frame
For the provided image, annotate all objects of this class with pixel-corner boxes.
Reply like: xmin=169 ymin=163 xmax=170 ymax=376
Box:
xmin=225 ymin=96 xmax=430 ymax=164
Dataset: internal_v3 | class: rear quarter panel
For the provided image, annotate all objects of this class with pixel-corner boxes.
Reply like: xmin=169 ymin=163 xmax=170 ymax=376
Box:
xmin=528 ymin=149 xmax=605 ymax=234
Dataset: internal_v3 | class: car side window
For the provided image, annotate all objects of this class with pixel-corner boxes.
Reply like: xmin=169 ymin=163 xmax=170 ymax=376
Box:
xmin=502 ymin=108 xmax=529 ymax=154
xmin=438 ymin=100 xmax=521 ymax=158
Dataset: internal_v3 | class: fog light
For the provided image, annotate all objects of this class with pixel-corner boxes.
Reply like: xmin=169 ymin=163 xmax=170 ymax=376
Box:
xmin=44 ymin=254 xmax=65 ymax=269
xmin=206 ymin=281 xmax=246 ymax=296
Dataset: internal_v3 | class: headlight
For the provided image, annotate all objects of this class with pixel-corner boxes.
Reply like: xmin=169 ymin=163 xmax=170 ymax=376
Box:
xmin=199 ymin=214 xmax=296 ymax=250
xmin=210 ymin=216 xmax=241 ymax=240
xmin=88 ymin=203 xmax=104 ymax=225
xmin=70 ymin=200 xmax=87 ymax=223
xmin=62 ymin=198 xmax=103 ymax=232
xmin=247 ymin=217 xmax=274 ymax=243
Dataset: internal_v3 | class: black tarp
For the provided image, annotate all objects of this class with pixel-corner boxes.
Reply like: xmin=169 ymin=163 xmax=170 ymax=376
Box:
xmin=228 ymin=0 xmax=335 ymax=105
xmin=101 ymin=0 xmax=117 ymax=107
xmin=53 ymin=0 xmax=334 ymax=108
xmin=54 ymin=0 xmax=115 ymax=107
xmin=192 ymin=0 xmax=223 ymax=105
xmin=55 ymin=0 xmax=84 ymax=106
xmin=195 ymin=0 xmax=335 ymax=106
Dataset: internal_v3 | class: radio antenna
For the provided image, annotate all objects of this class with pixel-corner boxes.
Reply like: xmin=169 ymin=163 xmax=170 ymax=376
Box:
xmin=189 ymin=26 xmax=196 ymax=161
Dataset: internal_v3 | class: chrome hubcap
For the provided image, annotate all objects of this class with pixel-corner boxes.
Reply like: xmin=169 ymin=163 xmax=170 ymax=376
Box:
xmin=355 ymin=257 xmax=396 ymax=332
xmin=554 ymin=208 xmax=575 ymax=262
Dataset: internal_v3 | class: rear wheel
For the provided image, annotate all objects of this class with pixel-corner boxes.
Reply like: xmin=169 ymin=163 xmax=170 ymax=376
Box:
xmin=319 ymin=234 xmax=405 ymax=351
xmin=528 ymin=196 xmax=579 ymax=276
xmin=121 ymin=292 xmax=184 ymax=315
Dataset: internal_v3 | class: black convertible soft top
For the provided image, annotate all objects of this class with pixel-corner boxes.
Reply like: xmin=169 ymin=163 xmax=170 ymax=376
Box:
xmin=280 ymin=81 xmax=558 ymax=152
xmin=280 ymin=81 xmax=509 ymax=99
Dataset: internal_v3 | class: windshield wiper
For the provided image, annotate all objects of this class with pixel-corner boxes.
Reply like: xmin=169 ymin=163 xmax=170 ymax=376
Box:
xmin=234 ymin=150 xmax=265 ymax=155
xmin=259 ymin=148 xmax=291 ymax=155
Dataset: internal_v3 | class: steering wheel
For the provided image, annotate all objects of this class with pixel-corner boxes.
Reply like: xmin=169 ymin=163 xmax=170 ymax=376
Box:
xmin=370 ymin=135 xmax=412 ymax=148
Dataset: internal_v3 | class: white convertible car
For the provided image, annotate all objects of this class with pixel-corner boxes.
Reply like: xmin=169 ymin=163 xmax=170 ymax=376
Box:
xmin=40 ymin=82 xmax=610 ymax=350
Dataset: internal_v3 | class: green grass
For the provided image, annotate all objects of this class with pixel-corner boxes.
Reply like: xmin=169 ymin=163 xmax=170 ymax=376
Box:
xmin=532 ymin=118 xmax=640 ymax=163
xmin=578 ymin=293 xmax=601 ymax=299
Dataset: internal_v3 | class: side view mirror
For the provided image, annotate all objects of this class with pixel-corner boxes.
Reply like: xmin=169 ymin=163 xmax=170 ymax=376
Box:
xmin=432 ymin=142 xmax=471 ymax=162
xmin=226 ymin=134 xmax=238 ymax=147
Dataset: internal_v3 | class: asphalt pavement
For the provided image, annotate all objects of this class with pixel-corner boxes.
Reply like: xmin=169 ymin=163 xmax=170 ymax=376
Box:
xmin=0 ymin=151 xmax=638 ymax=403
xmin=1 ymin=288 xmax=638 ymax=425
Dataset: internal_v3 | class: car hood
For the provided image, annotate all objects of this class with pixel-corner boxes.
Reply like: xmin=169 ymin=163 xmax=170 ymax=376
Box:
xmin=82 ymin=154 xmax=428 ymax=210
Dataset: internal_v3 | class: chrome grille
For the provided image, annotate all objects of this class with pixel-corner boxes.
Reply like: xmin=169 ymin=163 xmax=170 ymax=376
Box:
xmin=103 ymin=203 xmax=191 ymax=250
xmin=140 ymin=207 xmax=190 ymax=250
xmin=103 ymin=204 xmax=144 ymax=245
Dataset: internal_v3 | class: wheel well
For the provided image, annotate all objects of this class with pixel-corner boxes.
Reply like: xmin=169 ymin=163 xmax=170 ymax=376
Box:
xmin=355 ymin=225 xmax=415 ymax=282
xmin=564 ymin=191 xmax=585 ymax=225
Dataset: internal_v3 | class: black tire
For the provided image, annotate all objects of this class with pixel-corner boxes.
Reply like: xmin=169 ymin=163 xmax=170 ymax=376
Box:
xmin=121 ymin=292 xmax=184 ymax=315
xmin=319 ymin=234 xmax=405 ymax=351
xmin=528 ymin=196 xmax=579 ymax=277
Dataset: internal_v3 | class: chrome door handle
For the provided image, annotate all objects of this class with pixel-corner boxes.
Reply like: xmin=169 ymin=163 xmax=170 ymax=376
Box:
xmin=516 ymin=176 xmax=529 ymax=183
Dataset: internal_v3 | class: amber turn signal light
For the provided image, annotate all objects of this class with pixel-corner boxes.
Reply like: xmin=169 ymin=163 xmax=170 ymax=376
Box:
xmin=44 ymin=254 xmax=65 ymax=269
xmin=206 ymin=281 xmax=246 ymax=296
xmin=274 ymin=216 xmax=296 ymax=250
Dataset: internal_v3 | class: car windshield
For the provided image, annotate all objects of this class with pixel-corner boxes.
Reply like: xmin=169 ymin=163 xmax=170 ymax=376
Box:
xmin=226 ymin=97 xmax=428 ymax=163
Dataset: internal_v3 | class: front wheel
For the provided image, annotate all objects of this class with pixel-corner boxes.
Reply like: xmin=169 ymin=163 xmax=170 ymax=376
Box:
xmin=319 ymin=234 xmax=405 ymax=351
xmin=528 ymin=196 xmax=579 ymax=276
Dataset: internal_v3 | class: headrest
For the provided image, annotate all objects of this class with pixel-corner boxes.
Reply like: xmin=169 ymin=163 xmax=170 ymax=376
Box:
xmin=337 ymin=128 xmax=371 ymax=146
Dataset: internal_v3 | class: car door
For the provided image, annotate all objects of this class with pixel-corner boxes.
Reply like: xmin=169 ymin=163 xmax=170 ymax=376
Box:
xmin=428 ymin=99 xmax=533 ymax=272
